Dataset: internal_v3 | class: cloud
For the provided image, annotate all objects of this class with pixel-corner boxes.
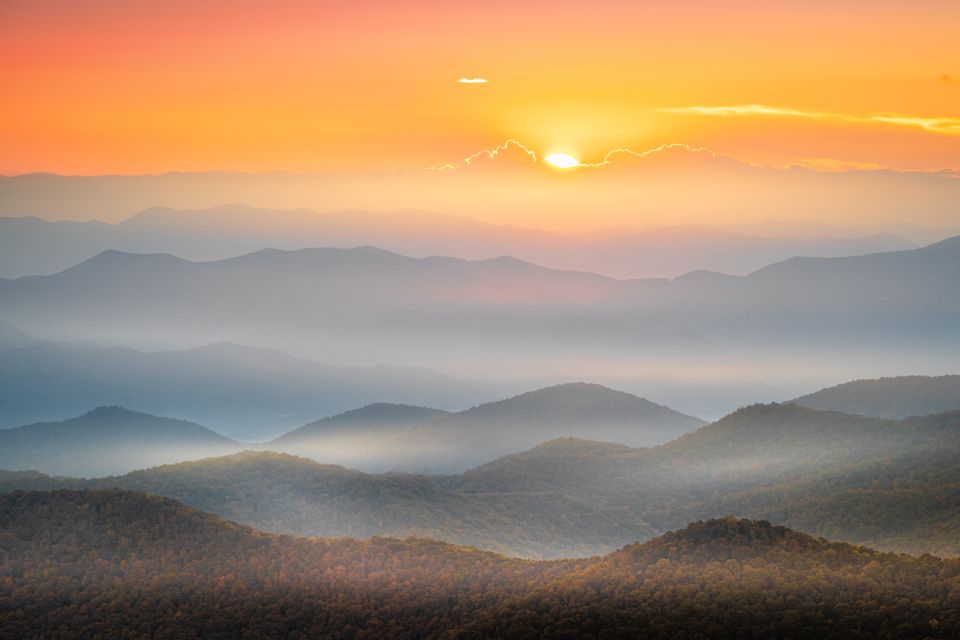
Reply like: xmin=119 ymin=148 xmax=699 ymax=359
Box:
xmin=425 ymin=139 xmax=951 ymax=175
xmin=425 ymin=139 xmax=538 ymax=170
xmin=943 ymin=74 xmax=960 ymax=84
xmin=436 ymin=141 xmax=733 ymax=171
xmin=580 ymin=143 xmax=723 ymax=167
xmin=457 ymin=77 xmax=488 ymax=84
xmin=661 ymin=104 xmax=960 ymax=136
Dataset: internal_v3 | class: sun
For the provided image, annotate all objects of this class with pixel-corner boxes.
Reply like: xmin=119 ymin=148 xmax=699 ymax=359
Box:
xmin=544 ymin=152 xmax=580 ymax=169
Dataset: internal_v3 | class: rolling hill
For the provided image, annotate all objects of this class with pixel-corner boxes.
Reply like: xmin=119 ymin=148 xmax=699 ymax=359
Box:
xmin=791 ymin=374 xmax=960 ymax=418
xmin=0 ymin=406 xmax=240 ymax=477
xmin=2 ymin=489 xmax=957 ymax=639
xmin=273 ymin=403 xmax=451 ymax=442
xmin=0 ymin=452 xmax=642 ymax=559
xmin=270 ymin=383 xmax=705 ymax=471
xmin=5 ymin=404 xmax=960 ymax=558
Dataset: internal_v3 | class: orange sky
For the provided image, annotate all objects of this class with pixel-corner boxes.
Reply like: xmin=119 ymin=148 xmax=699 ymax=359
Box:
xmin=1 ymin=0 xmax=958 ymax=175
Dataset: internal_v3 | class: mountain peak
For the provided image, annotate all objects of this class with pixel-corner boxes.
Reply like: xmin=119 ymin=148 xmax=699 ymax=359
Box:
xmin=663 ymin=402 xmax=902 ymax=461
xmin=65 ymin=249 xmax=189 ymax=274
xmin=82 ymin=405 xmax=149 ymax=420
xmin=445 ymin=382 xmax=704 ymax=450
xmin=605 ymin=517 xmax=874 ymax=569
xmin=317 ymin=402 xmax=447 ymax=425
xmin=461 ymin=383 xmax=702 ymax=424
xmin=629 ymin=517 xmax=829 ymax=556
xmin=0 ymin=407 xmax=236 ymax=476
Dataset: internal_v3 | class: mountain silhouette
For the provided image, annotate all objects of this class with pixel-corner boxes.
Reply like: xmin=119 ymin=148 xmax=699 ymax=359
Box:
xmin=269 ymin=382 xmax=705 ymax=471
xmin=3 ymin=239 xmax=957 ymax=386
xmin=0 ymin=203 xmax=917 ymax=278
xmin=0 ymin=339 xmax=507 ymax=438
xmin=0 ymin=406 xmax=238 ymax=477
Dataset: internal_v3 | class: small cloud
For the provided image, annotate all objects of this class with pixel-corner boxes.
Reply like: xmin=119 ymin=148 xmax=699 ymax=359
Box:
xmin=457 ymin=77 xmax=488 ymax=84
xmin=661 ymin=104 xmax=960 ymax=136
xmin=943 ymin=74 xmax=959 ymax=84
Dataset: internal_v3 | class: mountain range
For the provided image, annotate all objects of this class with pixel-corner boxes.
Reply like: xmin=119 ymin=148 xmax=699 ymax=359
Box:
xmin=0 ymin=323 xmax=791 ymax=433
xmin=0 ymin=339 xmax=510 ymax=438
xmin=1 ymin=237 xmax=957 ymax=385
xmin=3 ymin=145 xmax=959 ymax=236
xmin=5 ymin=400 xmax=959 ymax=558
xmin=0 ymin=204 xmax=916 ymax=279
xmin=0 ymin=382 xmax=704 ymax=475
xmin=270 ymin=383 xmax=705 ymax=471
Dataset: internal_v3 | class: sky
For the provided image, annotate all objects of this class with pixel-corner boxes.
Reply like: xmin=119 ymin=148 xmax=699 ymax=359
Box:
xmin=2 ymin=0 xmax=958 ymax=176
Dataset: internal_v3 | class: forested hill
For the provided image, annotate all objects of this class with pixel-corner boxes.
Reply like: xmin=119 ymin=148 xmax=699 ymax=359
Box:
xmin=1 ymin=490 xmax=958 ymax=640
xmin=0 ymin=451 xmax=649 ymax=559
xmin=791 ymin=374 xmax=960 ymax=418
xmin=4 ymin=405 xmax=960 ymax=560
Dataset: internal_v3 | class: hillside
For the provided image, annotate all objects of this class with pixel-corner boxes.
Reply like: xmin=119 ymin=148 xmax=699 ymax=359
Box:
xmin=0 ymin=451 xmax=641 ymax=559
xmin=447 ymin=382 xmax=704 ymax=446
xmin=456 ymin=403 xmax=940 ymax=493
xmin=0 ymin=381 xmax=701 ymax=477
xmin=458 ymin=517 xmax=960 ymax=639
xmin=455 ymin=405 xmax=960 ymax=556
xmin=269 ymin=383 xmax=705 ymax=471
xmin=792 ymin=374 xmax=960 ymax=418
xmin=2 ymin=490 xmax=958 ymax=639
xmin=275 ymin=403 xmax=451 ymax=441
xmin=5 ymin=405 xmax=960 ymax=558
xmin=0 ymin=406 xmax=239 ymax=477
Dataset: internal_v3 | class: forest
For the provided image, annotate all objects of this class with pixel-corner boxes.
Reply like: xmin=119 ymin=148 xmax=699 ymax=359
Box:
xmin=2 ymin=489 xmax=960 ymax=640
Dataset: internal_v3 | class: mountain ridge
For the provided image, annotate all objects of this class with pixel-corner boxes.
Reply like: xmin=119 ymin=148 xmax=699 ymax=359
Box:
xmin=268 ymin=382 xmax=706 ymax=470
xmin=2 ymin=237 xmax=956 ymax=385
xmin=791 ymin=374 xmax=960 ymax=418
xmin=4 ymin=489 xmax=958 ymax=639
xmin=0 ymin=406 xmax=239 ymax=477
xmin=5 ymin=404 xmax=960 ymax=558
xmin=0 ymin=202 xmax=925 ymax=280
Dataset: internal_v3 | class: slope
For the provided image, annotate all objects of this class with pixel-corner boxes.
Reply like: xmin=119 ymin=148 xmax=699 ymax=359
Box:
xmin=791 ymin=374 xmax=960 ymax=418
xmin=2 ymin=490 xmax=958 ymax=639
xmin=269 ymin=382 xmax=705 ymax=471
xmin=0 ymin=406 xmax=240 ymax=477
xmin=5 ymin=405 xmax=960 ymax=558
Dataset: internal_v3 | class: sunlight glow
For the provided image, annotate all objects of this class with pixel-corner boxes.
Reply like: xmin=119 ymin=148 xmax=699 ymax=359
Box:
xmin=544 ymin=153 xmax=580 ymax=169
